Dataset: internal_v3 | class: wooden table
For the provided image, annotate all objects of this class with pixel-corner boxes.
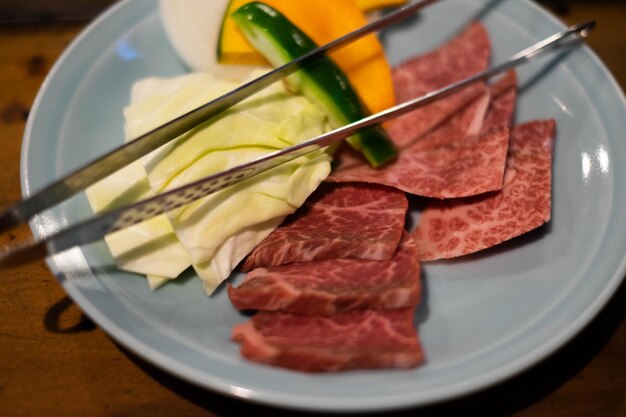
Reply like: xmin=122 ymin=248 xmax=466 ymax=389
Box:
xmin=1 ymin=2 xmax=625 ymax=416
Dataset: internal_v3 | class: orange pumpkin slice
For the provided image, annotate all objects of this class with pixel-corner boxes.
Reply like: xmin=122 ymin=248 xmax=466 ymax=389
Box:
xmin=218 ymin=0 xmax=395 ymax=114
xmin=354 ymin=0 xmax=406 ymax=12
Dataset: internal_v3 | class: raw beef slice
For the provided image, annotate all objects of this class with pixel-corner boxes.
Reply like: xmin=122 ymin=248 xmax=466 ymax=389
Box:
xmin=229 ymin=232 xmax=420 ymax=315
xmin=405 ymin=86 xmax=490 ymax=151
xmin=329 ymin=70 xmax=518 ymax=198
xmin=389 ymin=22 xmax=491 ymax=146
xmin=242 ymin=183 xmax=407 ymax=270
xmin=481 ymin=70 xmax=517 ymax=133
xmin=232 ymin=308 xmax=423 ymax=372
xmin=414 ymin=120 xmax=556 ymax=260
xmin=330 ymin=124 xmax=509 ymax=199
xmin=329 ymin=84 xmax=490 ymax=176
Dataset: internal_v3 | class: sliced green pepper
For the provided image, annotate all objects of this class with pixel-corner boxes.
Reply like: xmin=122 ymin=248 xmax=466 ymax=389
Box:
xmin=231 ymin=1 xmax=397 ymax=167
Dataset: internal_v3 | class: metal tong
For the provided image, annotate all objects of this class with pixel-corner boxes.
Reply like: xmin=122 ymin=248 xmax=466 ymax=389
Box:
xmin=0 ymin=0 xmax=595 ymax=267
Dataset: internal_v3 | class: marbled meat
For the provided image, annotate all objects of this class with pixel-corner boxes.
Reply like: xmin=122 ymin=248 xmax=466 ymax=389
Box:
xmin=414 ymin=119 xmax=556 ymax=260
xmin=330 ymin=124 xmax=509 ymax=199
xmin=229 ymin=232 xmax=420 ymax=315
xmin=242 ymin=183 xmax=407 ymax=270
xmin=329 ymin=70 xmax=518 ymax=198
xmin=481 ymin=70 xmax=517 ymax=133
xmin=231 ymin=307 xmax=424 ymax=372
xmin=388 ymin=22 xmax=491 ymax=146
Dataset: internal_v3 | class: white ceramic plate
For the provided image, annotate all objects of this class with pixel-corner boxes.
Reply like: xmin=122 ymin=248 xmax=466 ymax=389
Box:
xmin=21 ymin=0 xmax=626 ymax=412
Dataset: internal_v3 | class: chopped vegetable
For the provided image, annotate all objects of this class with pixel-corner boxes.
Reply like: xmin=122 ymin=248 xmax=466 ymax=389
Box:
xmin=87 ymin=71 xmax=332 ymax=294
xmin=354 ymin=0 xmax=407 ymax=12
xmin=85 ymin=161 xmax=192 ymax=281
xmin=231 ymin=2 xmax=397 ymax=167
xmin=218 ymin=0 xmax=395 ymax=114
xmin=160 ymin=0 xmax=256 ymax=80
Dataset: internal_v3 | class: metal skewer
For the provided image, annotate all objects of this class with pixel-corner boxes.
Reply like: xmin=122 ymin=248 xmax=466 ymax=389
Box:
xmin=0 ymin=20 xmax=595 ymax=267
xmin=0 ymin=0 xmax=441 ymax=235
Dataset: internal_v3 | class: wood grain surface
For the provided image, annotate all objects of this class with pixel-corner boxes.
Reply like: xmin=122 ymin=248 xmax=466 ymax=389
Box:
xmin=0 ymin=2 xmax=624 ymax=416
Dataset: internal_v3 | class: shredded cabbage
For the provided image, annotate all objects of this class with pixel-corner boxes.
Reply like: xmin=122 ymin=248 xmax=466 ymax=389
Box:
xmin=86 ymin=71 xmax=331 ymax=294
